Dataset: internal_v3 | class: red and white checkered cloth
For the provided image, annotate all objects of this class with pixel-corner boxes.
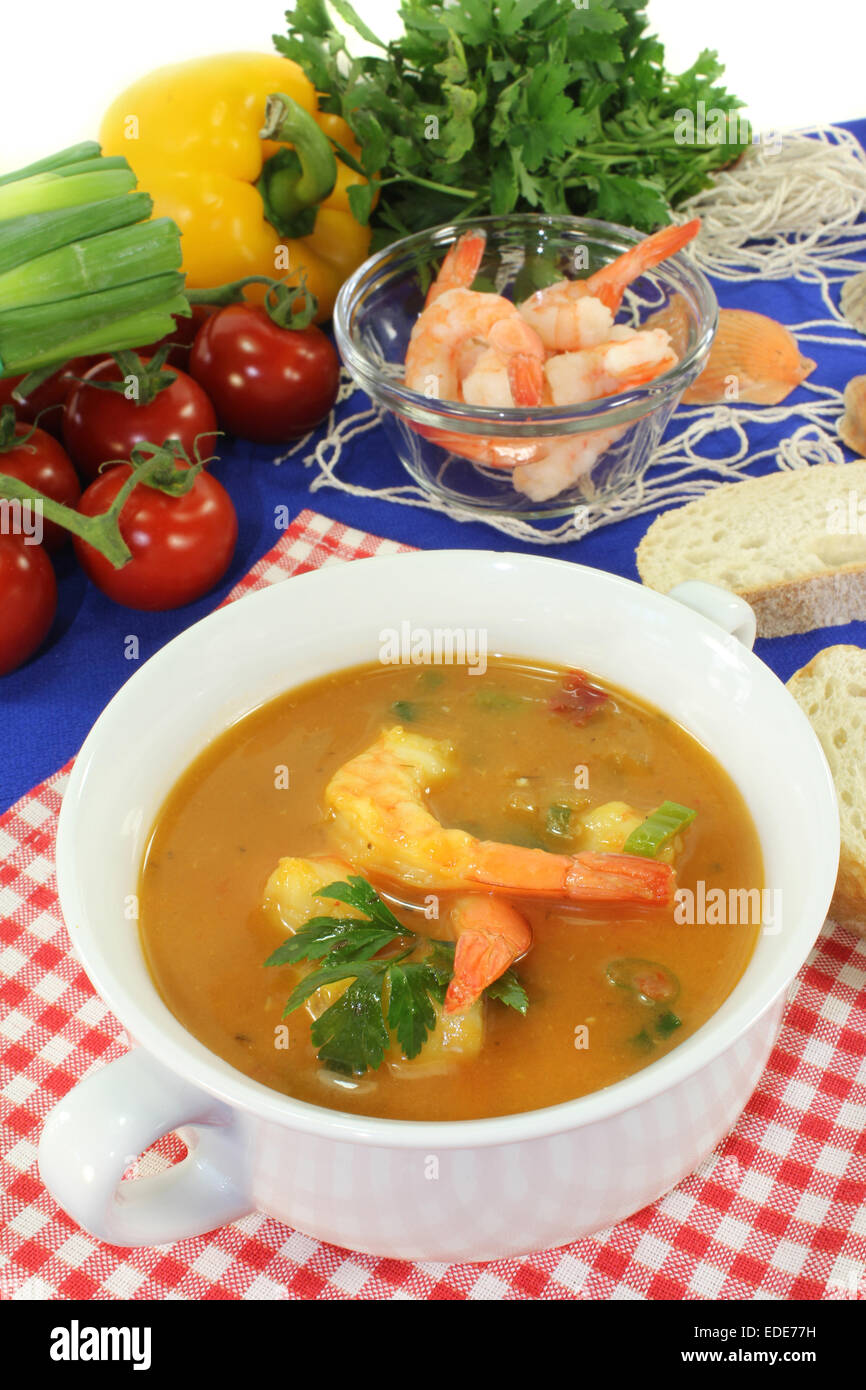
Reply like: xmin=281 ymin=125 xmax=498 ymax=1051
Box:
xmin=1 ymin=508 xmax=865 ymax=1301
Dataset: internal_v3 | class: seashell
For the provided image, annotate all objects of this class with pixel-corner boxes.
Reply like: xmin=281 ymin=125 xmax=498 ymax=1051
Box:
xmin=839 ymin=374 xmax=866 ymax=456
xmin=681 ymin=308 xmax=816 ymax=405
xmin=840 ymin=271 xmax=866 ymax=336
xmin=642 ymin=293 xmax=690 ymax=359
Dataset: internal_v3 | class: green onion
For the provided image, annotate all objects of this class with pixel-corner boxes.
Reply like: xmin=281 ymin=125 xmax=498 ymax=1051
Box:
xmin=0 ymin=194 xmax=153 ymax=276
xmin=0 ymin=142 xmax=102 ymax=185
xmin=0 ymin=142 xmax=187 ymax=381
xmin=0 ymin=294 xmax=188 ymax=376
xmin=49 ymin=157 xmax=133 ymax=178
xmin=0 ymin=169 xmax=137 ymax=223
xmin=622 ymin=800 xmax=696 ymax=858
xmin=545 ymin=803 xmax=572 ymax=838
xmin=606 ymin=958 xmax=680 ymax=1005
xmin=0 ymin=219 xmax=182 ymax=311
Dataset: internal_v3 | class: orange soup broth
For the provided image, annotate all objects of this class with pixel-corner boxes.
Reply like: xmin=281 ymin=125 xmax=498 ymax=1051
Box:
xmin=139 ymin=659 xmax=763 ymax=1121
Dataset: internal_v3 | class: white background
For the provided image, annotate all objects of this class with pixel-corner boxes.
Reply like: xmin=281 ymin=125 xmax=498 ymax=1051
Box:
xmin=1 ymin=0 xmax=861 ymax=167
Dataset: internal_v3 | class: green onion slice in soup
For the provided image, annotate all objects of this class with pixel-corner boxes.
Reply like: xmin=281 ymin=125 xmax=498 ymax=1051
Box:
xmin=623 ymin=800 xmax=696 ymax=858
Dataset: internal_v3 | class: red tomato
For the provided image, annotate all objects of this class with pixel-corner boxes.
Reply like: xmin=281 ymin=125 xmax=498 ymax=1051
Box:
xmin=136 ymin=305 xmax=216 ymax=371
xmin=0 ymin=424 xmax=81 ymax=551
xmin=74 ymin=464 xmax=237 ymax=610
xmin=189 ymin=305 xmax=340 ymax=445
xmin=63 ymin=358 xmax=218 ymax=482
xmin=0 ymin=357 xmax=97 ymax=439
xmin=0 ymin=534 xmax=57 ymax=675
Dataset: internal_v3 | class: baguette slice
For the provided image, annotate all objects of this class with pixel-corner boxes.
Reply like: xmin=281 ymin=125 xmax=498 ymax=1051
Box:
xmin=637 ymin=462 xmax=866 ymax=637
xmin=787 ymin=645 xmax=866 ymax=938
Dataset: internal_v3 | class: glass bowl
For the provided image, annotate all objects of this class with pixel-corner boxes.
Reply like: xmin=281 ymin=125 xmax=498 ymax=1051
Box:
xmin=333 ymin=214 xmax=718 ymax=520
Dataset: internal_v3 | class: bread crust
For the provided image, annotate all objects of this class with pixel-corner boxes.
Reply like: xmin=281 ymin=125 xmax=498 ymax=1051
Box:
xmin=787 ymin=645 xmax=866 ymax=940
xmin=635 ymin=463 xmax=866 ymax=638
xmin=829 ymin=855 xmax=866 ymax=940
xmin=741 ymin=569 xmax=866 ymax=638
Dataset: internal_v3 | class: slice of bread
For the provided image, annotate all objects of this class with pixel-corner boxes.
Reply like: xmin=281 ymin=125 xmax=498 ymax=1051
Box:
xmin=787 ymin=644 xmax=866 ymax=938
xmin=636 ymin=462 xmax=866 ymax=637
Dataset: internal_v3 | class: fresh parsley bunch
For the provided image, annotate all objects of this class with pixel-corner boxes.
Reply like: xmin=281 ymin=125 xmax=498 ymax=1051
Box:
xmin=276 ymin=0 xmax=750 ymax=245
xmin=266 ymin=875 xmax=527 ymax=1075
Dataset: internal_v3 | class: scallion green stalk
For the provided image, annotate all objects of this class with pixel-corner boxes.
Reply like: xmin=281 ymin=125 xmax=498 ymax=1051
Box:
xmin=51 ymin=156 xmax=136 ymax=178
xmin=0 ymin=218 xmax=182 ymax=311
xmin=0 ymin=296 xmax=190 ymax=375
xmin=0 ymin=141 xmax=188 ymax=380
xmin=0 ymin=193 xmax=152 ymax=276
xmin=0 ymin=273 xmax=186 ymax=372
xmin=622 ymin=801 xmax=696 ymax=858
xmin=0 ymin=168 xmax=137 ymax=222
xmin=0 ymin=142 xmax=102 ymax=186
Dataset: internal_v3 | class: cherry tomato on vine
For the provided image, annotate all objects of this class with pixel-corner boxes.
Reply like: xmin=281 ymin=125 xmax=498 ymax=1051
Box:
xmin=0 ymin=422 xmax=81 ymax=551
xmin=136 ymin=305 xmax=216 ymax=371
xmin=0 ymin=357 xmax=97 ymax=439
xmin=0 ymin=534 xmax=57 ymax=675
xmin=63 ymin=357 xmax=218 ymax=482
xmin=189 ymin=304 xmax=340 ymax=445
xmin=73 ymin=463 xmax=237 ymax=611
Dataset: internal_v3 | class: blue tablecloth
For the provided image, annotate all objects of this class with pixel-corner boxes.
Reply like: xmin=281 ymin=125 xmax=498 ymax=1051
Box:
xmin=3 ymin=118 xmax=866 ymax=814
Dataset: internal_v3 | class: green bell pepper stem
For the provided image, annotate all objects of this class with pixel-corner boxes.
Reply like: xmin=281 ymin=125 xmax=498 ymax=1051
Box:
xmin=258 ymin=92 xmax=337 ymax=225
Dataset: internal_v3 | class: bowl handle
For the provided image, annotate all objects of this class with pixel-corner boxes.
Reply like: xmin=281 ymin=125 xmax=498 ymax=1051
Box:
xmin=666 ymin=580 xmax=757 ymax=650
xmin=38 ymin=1049 xmax=253 ymax=1247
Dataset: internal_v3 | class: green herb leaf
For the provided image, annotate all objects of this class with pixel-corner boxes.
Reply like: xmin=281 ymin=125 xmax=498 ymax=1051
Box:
xmin=265 ymin=915 xmax=402 ymax=968
xmin=485 ymin=968 xmax=529 ymax=1015
xmin=316 ymin=875 xmax=404 ymax=931
xmin=279 ymin=0 xmax=750 ymax=240
xmin=655 ymin=1009 xmax=682 ymax=1039
xmin=391 ymin=699 xmax=418 ymax=722
xmin=311 ymin=972 xmax=391 ymax=1074
xmin=280 ymin=958 xmax=383 ymax=1018
xmin=387 ymin=961 xmax=440 ymax=1057
xmin=268 ymin=876 xmax=529 ymax=1074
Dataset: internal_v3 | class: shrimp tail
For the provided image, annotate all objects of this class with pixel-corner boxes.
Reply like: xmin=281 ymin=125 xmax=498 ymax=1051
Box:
xmin=444 ymin=895 xmax=532 ymax=1014
xmin=588 ymin=218 xmax=701 ymax=312
xmin=507 ymin=352 xmax=545 ymax=406
xmin=467 ymin=842 xmax=675 ymax=905
xmin=426 ymin=230 xmax=487 ymax=306
xmin=565 ymin=851 xmax=675 ymax=905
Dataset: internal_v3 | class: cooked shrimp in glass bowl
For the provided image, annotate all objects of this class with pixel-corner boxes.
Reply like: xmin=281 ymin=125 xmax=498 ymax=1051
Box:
xmin=333 ymin=214 xmax=718 ymax=519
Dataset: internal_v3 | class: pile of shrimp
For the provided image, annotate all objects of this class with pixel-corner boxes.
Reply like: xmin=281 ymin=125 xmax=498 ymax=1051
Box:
xmin=403 ymin=219 xmax=701 ymax=501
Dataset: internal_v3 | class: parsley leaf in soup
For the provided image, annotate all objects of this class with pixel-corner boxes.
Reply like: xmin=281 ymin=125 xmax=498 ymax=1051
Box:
xmin=267 ymin=876 xmax=529 ymax=1073
xmin=311 ymin=971 xmax=392 ymax=1075
xmin=387 ymin=961 xmax=441 ymax=1058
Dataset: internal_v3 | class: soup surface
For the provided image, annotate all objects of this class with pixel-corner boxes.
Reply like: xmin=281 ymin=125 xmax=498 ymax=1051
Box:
xmin=139 ymin=658 xmax=762 ymax=1121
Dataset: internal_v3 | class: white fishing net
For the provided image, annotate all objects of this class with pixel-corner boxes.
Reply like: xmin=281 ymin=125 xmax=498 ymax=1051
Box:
xmin=275 ymin=125 xmax=866 ymax=546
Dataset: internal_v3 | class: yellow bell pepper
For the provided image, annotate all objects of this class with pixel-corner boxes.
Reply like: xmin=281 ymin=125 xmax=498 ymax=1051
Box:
xmin=99 ymin=53 xmax=372 ymax=320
